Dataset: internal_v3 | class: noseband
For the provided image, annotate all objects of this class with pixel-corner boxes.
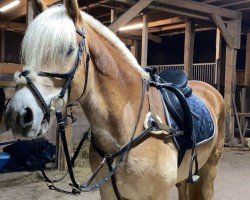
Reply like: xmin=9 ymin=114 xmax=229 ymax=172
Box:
xmin=18 ymin=28 xmax=89 ymax=123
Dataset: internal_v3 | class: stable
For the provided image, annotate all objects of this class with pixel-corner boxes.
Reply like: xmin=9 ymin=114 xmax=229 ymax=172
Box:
xmin=1 ymin=0 xmax=250 ymax=146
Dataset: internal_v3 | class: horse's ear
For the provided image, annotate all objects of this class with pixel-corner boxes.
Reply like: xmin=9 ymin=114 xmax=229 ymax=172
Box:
xmin=63 ymin=0 xmax=81 ymax=23
xmin=31 ymin=0 xmax=47 ymax=17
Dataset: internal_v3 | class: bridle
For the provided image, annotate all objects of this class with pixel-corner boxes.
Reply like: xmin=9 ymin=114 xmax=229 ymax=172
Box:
xmin=18 ymin=27 xmax=89 ymax=124
xmin=14 ymin=26 xmax=180 ymax=199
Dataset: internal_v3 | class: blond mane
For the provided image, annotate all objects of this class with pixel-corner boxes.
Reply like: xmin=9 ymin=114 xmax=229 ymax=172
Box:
xmin=21 ymin=5 xmax=149 ymax=79
xmin=81 ymin=12 xmax=149 ymax=80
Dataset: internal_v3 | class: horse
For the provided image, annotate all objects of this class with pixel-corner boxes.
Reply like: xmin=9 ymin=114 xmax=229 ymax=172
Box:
xmin=5 ymin=0 xmax=225 ymax=199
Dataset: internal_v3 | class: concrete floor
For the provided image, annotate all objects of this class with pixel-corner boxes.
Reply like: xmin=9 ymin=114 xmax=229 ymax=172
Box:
xmin=0 ymin=148 xmax=249 ymax=200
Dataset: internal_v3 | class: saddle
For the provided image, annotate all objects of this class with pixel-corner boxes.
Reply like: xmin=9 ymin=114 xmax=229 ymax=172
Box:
xmin=146 ymin=67 xmax=200 ymax=183
xmin=147 ymin=68 xmax=194 ymax=143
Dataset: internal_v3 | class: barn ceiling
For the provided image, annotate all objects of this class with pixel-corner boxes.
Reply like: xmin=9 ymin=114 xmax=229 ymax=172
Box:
xmin=0 ymin=0 xmax=249 ymax=34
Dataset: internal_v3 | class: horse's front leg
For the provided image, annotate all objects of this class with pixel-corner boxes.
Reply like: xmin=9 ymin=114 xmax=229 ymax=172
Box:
xmin=89 ymin=145 xmax=118 ymax=200
xmin=177 ymin=180 xmax=188 ymax=200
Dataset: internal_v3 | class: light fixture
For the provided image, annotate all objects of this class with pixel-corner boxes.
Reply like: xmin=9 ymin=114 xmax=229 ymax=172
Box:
xmin=0 ymin=0 xmax=20 ymax=12
xmin=119 ymin=23 xmax=143 ymax=32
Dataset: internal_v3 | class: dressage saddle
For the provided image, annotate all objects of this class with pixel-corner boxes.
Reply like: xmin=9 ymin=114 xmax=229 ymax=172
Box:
xmin=146 ymin=67 xmax=200 ymax=183
xmin=147 ymin=68 xmax=193 ymax=141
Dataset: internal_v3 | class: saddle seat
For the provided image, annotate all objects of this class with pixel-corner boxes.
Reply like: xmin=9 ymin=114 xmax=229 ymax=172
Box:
xmin=159 ymin=68 xmax=192 ymax=97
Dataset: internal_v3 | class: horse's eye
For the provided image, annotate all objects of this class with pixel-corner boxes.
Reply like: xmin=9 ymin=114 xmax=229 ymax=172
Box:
xmin=66 ymin=45 xmax=75 ymax=56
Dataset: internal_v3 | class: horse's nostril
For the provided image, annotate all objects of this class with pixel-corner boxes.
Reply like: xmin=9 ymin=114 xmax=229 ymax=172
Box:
xmin=22 ymin=107 xmax=33 ymax=127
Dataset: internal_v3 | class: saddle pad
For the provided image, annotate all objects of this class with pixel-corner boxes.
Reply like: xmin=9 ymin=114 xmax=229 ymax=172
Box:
xmin=187 ymin=95 xmax=214 ymax=145
xmin=167 ymin=94 xmax=215 ymax=165
xmin=168 ymin=94 xmax=214 ymax=146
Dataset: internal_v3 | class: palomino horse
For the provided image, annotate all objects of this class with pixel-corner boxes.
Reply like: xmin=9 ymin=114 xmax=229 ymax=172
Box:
xmin=5 ymin=0 xmax=225 ymax=199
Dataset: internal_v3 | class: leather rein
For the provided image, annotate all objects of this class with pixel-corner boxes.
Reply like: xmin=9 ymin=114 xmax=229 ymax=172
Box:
xmin=16 ymin=27 xmax=180 ymax=198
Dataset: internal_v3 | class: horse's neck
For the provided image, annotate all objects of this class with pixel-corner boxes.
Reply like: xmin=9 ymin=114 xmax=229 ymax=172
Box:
xmin=81 ymin=26 xmax=143 ymax=153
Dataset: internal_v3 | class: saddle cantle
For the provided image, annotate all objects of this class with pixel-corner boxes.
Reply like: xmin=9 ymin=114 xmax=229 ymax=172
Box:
xmin=159 ymin=68 xmax=192 ymax=97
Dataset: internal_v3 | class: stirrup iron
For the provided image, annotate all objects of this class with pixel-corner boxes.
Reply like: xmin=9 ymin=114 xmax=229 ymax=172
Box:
xmin=187 ymin=152 xmax=200 ymax=184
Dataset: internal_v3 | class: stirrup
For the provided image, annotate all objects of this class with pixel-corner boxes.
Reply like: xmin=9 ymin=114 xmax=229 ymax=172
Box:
xmin=187 ymin=152 xmax=200 ymax=184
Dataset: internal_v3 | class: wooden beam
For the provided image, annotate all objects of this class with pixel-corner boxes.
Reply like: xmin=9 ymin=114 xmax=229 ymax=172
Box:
xmin=116 ymin=0 xmax=240 ymax=21
xmin=216 ymin=28 xmax=222 ymax=60
xmin=116 ymin=0 xmax=211 ymax=21
xmin=158 ymin=0 xmax=239 ymax=20
xmin=147 ymin=24 xmax=186 ymax=34
xmin=184 ymin=20 xmax=195 ymax=79
xmin=202 ymin=0 xmax=221 ymax=3
xmin=153 ymin=23 xmax=186 ymax=33
xmin=134 ymin=40 xmax=139 ymax=60
xmin=130 ymin=45 xmax=136 ymax=57
xmin=244 ymin=32 xmax=250 ymax=86
xmin=0 ymin=30 xmax=5 ymax=63
xmin=220 ymin=0 xmax=250 ymax=8
xmin=109 ymin=0 xmax=154 ymax=33
xmin=148 ymin=17 xmax=185 ymax=27
xmin=141 ymin=15 xmax=148 ymax=66
xmin=211 ymin=14 xmax=235 ymax=49
xmin=224 ymin=46 xmax=237 ymax=145
xmin=0 ymin=22 xmax=27 ymax=32
xmin=110 ymin=8 xmax=115 ymax=23
xmin=26 ymin=0 xmax=34 ymax=25
xmin=215 ymin=28 xmax=222 ymax=89
xmin=119 ymin=17 xmax=185 ymax=33
xmin=129 ymin=30 xmax=162 ymax=43
xmin=0 ymin=63 xmax=22 ymax=73
xmin=0 ymin=81 xmax=16 ymax=88
xmin=148 ymin=34 xmax=162 ymax=43
xmin=237 ymin=7 xmax=250 ymax=11
xmin=224 ymin=20 xmax=241 ymax=145
xmin=159 ymin=27 xmax=215 ymax=36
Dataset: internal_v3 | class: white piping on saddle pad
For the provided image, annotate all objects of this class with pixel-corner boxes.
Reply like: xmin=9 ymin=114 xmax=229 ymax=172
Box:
xmin=194 ymin=95 xmax=216 ymax=146
xmin=144 ymin=112 xmax=164 ymax=135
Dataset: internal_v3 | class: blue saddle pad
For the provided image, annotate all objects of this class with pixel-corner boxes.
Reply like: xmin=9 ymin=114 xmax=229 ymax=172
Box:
xmin=167 ymin=94 xmax=214 ymax=165
xmin=187 ymin=95 xmax=214 ymax=145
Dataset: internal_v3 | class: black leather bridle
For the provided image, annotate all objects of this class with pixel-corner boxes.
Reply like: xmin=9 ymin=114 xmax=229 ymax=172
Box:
xmin=14 ymin=26 xmax=181 ymax=199
xmin=18 ymin=27 xmax=89 ymax=125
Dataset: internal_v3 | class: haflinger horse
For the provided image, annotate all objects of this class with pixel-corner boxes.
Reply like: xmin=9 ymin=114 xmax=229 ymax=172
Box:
xmin=5 ymin=0 xmax=225 ymax=199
